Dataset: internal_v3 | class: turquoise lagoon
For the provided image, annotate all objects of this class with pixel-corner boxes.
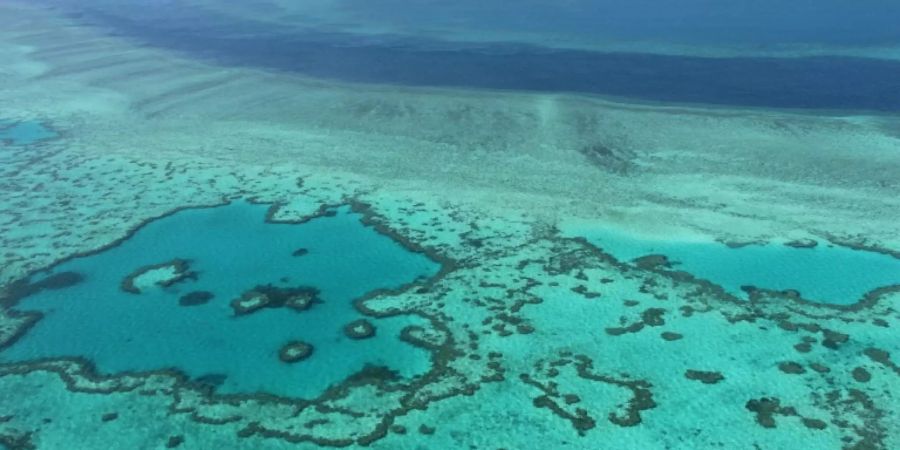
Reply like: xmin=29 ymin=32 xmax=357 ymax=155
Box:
xmin=0 ymin=120 xmax=57 ymax=146
xmin=570 ymin=227 xmax=900 ymax=305
xmin=1 ymin=202 xmax=440 ymax=398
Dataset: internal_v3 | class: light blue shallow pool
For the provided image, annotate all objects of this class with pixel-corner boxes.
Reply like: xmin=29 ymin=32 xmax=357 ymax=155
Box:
xmin=574 ymin=228 xmax=900 ymax=305
xmin=0 ymin=120 xmax=57 ymax=146
xmin=2 ymin=201 xmax=440 ymax=398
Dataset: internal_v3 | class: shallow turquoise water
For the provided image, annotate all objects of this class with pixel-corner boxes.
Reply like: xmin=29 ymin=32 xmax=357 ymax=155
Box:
xmin=574 ymin=228 xmax=900 ymax=305
xmin=0 ymin=120 xmax=57 ymax=146
xmin=2 ymin=201 xmax=439 ymax=398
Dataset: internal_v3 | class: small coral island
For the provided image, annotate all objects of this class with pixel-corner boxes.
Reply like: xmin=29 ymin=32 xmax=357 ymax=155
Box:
xmin=278 ymin=341 xmax=314 ymax=363
xmin=343 ymin=319 xmax=376 ymax=339
xmin=120 ymin=259 xmax=196 ymax=294
xmin=230 ymin=284 xmax=320 ymax=316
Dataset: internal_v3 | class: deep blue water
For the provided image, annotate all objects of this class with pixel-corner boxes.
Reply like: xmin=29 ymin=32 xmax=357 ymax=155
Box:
xmin=2 ymin=202 xmax=439 ymax=398
xmin=41 ymin=0 xmax=900 ymax=111
xmin=322 ymin=0 xmax=900 ymax=47
xmin=574 ymin=228 xmax=900 ymax=305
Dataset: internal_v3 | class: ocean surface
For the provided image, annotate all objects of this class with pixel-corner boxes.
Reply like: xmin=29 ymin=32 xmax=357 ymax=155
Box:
xmin=2 ymin=1 xmax=899 ymax=449
xmin=42 ymin=0 xmax=900 ymax=111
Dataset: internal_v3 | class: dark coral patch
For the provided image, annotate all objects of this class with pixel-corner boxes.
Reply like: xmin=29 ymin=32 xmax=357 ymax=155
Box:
xmin=632 ymin=254 xmax=672 ymax=270
xmin=778 ymin=362 xmax=806 ymax=375
xmin=641 ymin=308 xmax=666 ymax=326
xmin=195 ymin=373 xmax=228 ymax=390
xmin=179 ymin=291 xmax=214 ymax=306
xmin=3 ymin=271 xmax=83 ymax=306
xmin=398 ymin=325 xmax=447 ymax=351
xmin=793 ymin=342 xmax=813 ymax=353
xmin=721 ymin=240 xmax=763 ymax=249
xmin=120 ymin=259 xmax=195 ymax=294
xmin=278 ymin=341 xmax=314 ymax=363
xmin=0 ymin=432 xmax=35 ymax=450
xmin=343 ymin=319 xmax=376 ymax=340
xmin=661 ymin=332 xmax=683 ymax=341
xmin=532 ymin=394 xmax=596 ymax=433
xmin=785 ymin=239 xmax=818 ymax=249
xmin=802 ymin=418 xmax=828 ymax=430
xmin=571 ymin=285 xmax=601 ymax=298
xmin=166 ymin=435 xmax=184 ymax=448
xmin=522 ymin=353 xmax=655 ymax=434
xmin=32 ymin=271 xmax=83 ymax=291
xmin=283 ymin=291 xmax=317 ymax=312
xmin=231 ymin=285 xmax=319 ymax=316
xmin=230 ymin=291 xmax=270 ymax=315
xmin=516 ymin=324 xmax=535 ymax=334
xmin=862 ymin=347 xmax=900 ymax=376
xmin=743 ymin=396 xmax=830 ymax=432
xmin=862 ymin=348 xmax=890 ymax=364
xmin=344 ymin=365 xmax=401 ymax=385
xmin=684 ymin=370 xmax=724 ymax=384
xmin=605 ymin=308 xmax=667 ymax=336
xmin=605 ymin=322 xmax=644 ymax=336
xmin=821 ymin=329 xmax=849 ymax=350
xmin=851 ymin=367 xmax=871 ymax=383
xmin=745 ymin=397 xmax=795 ymax=428
xmin=578 ymin=143 xmax=634 ymax=174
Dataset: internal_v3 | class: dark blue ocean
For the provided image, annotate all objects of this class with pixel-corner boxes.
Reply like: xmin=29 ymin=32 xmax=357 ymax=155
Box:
xmin=42 ymin=0 xmax=900 ymax=111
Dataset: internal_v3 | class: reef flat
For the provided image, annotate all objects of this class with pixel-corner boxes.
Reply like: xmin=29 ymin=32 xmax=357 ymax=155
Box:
xmin=1 ymin=2 xmax=899 ymax=450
